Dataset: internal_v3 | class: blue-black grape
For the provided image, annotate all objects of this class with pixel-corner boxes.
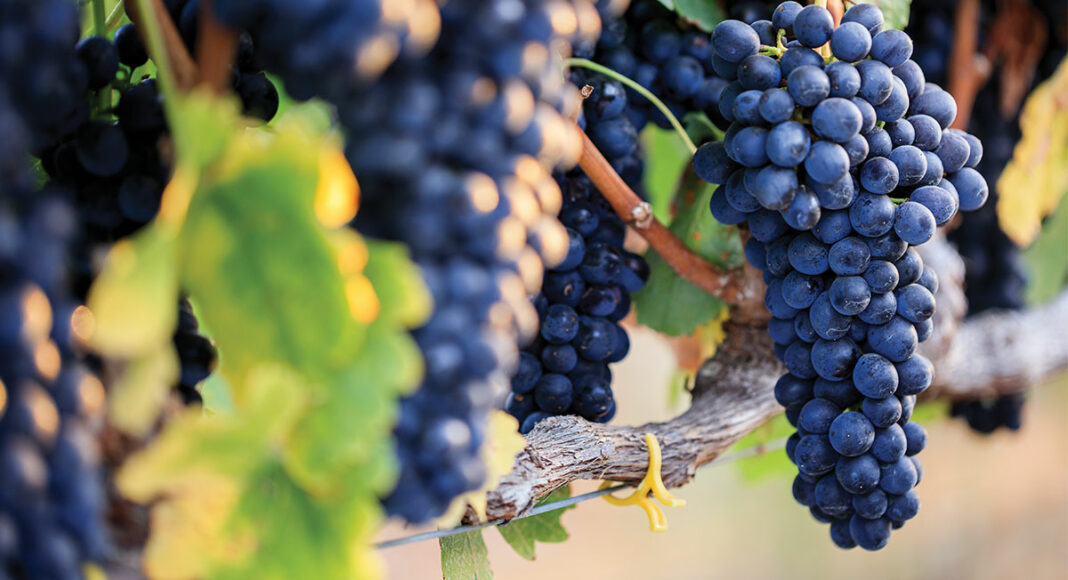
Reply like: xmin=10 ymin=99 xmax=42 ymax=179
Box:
xmin=698 ymin=1 xmax=990 ymax=550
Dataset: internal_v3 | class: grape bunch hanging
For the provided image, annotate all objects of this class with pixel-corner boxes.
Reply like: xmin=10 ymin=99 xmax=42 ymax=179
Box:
xmin=695 ymin=1 xmax=989 ymax=550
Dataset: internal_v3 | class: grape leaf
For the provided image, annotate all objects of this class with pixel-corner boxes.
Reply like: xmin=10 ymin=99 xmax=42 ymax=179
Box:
xmin=107 ymin=340 xmax=179 ymax=436
xmin=997 ymin=57 xmax=1068 ymax=247
xmin=497 ymin=485 xmax=575 ymax=560
xmin=86 ymin=227 xmax=178 ymax=358
xmin=642 ymin=127 xmax=691 ymax=223
xmin=672 ymin=0 xmax=725 ymax=33
xmin=111 ymin=114 xmax=424 ymax=580
xmin=178 ymin=125 xmax=365 ymax=396
xmin=441 ymin=530 xmax=494 ymax=580
xmin=853 ymin=0 xmax=912 ymax=31
xmin=726 ymin=415 xmax=795 ymax=483
xmin=633 ymin=181 xmax=744 ymax=336
xmin=735 ymin=448 xmax=795 ymax=483
xmin=1024 ymin=194 xmax=1068 ymax=305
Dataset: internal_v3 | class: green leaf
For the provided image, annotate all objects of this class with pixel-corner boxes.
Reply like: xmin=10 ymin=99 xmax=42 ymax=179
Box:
xmin=735 ymin=448 xmax=795 ymax=483
xmin=655 ymin=0 xmax=675 ymax=11
xmin=497 ymin=486 xmax=575 ymax=560
xmin=441 ymin=530 xmax=494 ymax=580
xmin=362 ymin=239 xmax=432 ymax=329
xmin=729 ymin=414 xmax=794 ymax=452
xmin=215 ymin=465 xmax=381 ymax=580
xmin=641 ymin=127 xmax=691 ymax=223
xmin=282 ymin=326 xmax=419 ymax=493
xmin=632 ymin=181 xmax=743 ymax=336
xmin=724 ymin=415 xmax=795 ymax=483
xmin=854 ymin=0 xmax=912 ymax=31
xmin=178 ymin=127 xmax=364 ymax=395
xmin=672 ymin=0 xmax=725 ymax=32
xmin=1024 ymin=194 xmax=1068 ymax=305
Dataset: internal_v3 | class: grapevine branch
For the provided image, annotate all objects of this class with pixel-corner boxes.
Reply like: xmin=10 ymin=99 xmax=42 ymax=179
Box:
xmin=483 ymin=234 xmax=1068 ymax=521
xmin=948 ymin=0 xmax=989 ymax=130
xmin=576 ymin=129 xmax=751 ymax=304
xmin=196 ymin=0 xmax=239 ymax=94
xmin=128 ymin=0 xmax=198 ymax=90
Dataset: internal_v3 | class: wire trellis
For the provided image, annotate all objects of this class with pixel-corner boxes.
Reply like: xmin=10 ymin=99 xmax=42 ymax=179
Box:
xmin=375 ymin=436 xmax=788 ymax=550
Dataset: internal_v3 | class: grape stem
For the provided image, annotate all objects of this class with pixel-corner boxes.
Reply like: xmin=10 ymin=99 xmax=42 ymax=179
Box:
xmin=105 ymin=1 xmax=127 ymax=33
xmin=196 ymin=0 xmax=239 ymax=94
xmin=128 ymin=0 xmax=198 ymax=92
xmin=566 ymin=58 xmax=698 ymax=154
xmin=576 ymin=127 xmax=747 ymax=303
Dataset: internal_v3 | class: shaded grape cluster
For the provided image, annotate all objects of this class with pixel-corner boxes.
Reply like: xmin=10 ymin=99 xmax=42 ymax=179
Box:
xmin=695 ymin=1 xmax=989 ymax=550
xmin=507 ymin=0 xmax=745 ymax=432
xmin=573 ymin=0 xmax=734 ymax=170
xmin=36 ymin=9 xmax=234 ymax=407
xmin=0 ymin=1 xmax=109 ymax=575
xmin=506 ymin=167 xmax=649 ymax=432
xmin=210 ymin=0 xmax=600 ymax=522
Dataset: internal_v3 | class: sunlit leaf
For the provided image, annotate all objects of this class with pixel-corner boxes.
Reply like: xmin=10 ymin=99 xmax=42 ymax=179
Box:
xmin=853 ymin=0 xmax=912 ymax=31
xmin=997 ymin=57 xmax=1068 ymax=247
xmin=108 ymin=340 xmax=180 ymax=436
xmin=178 ymin=124 xmax=365 ymax=397
xmin=86 ymin=227 xmax=178 ymax=358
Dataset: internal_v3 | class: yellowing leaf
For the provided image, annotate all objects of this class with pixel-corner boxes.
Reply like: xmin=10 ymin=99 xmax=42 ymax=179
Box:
xmin=361 ymin=239 xmax=433 ymax=329
xmin=315 ymin=143 xmax=360 ymax=228
xmin=168 ymin=89 xmax=240 ymax=171
xmin=998 ymin=56 xmax=1068 ymax=246
xmin=86 ymin=227 xmax=178 ymax=358
xmin=143 ymin=479 xmax=252 ymax=580
xmin=437 ymin=411 xmax=526 ymax=525
xmin=178 ymin=122 xmax=364 ymax=397
xmin=108 ymin=341 xmax=180 ymax=437
xmin=117 ymin=365 xmax=307 ymax=502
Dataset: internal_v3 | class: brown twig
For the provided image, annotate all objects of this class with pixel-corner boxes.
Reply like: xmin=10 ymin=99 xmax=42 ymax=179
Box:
xmin=576 ymin=129 xmax=749 ymax=304
xmin=126 ymin=0 xmax=198 ymax=90
xmin=948 ymin=0 xmax=989 ymax=130
xmin=196 ymin=0 xmax=239 ymax=94
xmin=828 ymin=0 xmax=844 ymax=27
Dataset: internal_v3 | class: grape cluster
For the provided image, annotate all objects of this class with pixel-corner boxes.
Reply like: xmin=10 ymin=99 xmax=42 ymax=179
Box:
xmin=949 ymin=393 xmax=1024 ymax=434
xmin=506 ymin=166 xmax=650 ymax=432
xmin=210 ymin=0 xmax=600 ymax=522
xmin=211 ymin=0 xmax=440 ymax=102
xmin=696 ymin=2 xmax=988 ymax=550
xmin=1 ymin=1 xmax=109 ymax=575
xmin=508 ymin=0 xmax=740 ymax=432
xmin=35 ymin=15 xmax=229 ymax=406
xmin=575 ymin=0 xmax=734 ymax=144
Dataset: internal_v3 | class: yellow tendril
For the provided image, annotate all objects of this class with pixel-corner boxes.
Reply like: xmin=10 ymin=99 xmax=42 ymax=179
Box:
xmin=599 ymin=433 xmax=685 ymax=532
